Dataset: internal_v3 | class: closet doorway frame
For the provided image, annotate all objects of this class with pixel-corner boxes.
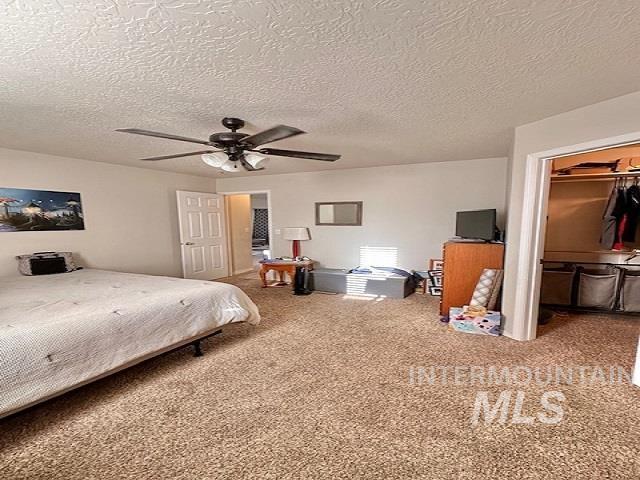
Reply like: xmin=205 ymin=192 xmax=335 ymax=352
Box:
xmin=219 ymin=189 xmax=274 ymax=276
xmin=514 ymin=132 xmax=640 ymax=341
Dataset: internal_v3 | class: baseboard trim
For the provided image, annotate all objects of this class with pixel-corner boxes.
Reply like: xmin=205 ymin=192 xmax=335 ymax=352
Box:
xmin=233 ymin=268 xmax=254 ymax=275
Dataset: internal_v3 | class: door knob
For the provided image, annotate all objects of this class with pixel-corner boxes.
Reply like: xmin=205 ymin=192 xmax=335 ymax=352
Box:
xmin=183 ymin=242 xmax=195 ymax=246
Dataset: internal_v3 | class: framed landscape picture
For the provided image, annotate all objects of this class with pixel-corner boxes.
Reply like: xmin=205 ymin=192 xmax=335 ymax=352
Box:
xmin=0 ymin=188 xmax=84 ymax=232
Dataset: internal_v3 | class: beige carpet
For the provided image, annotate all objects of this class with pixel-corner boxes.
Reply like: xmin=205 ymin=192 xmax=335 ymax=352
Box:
xmin=1 ymin=274 xmax=639 ymax=479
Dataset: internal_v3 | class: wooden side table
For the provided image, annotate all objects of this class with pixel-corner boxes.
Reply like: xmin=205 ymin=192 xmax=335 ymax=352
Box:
xmin=259 ymin=260 xmax=314 ymax=288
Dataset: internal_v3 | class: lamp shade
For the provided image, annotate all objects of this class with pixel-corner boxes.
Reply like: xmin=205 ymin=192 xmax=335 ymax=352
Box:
xmin=201 ymin=152 xmax=228 ymax=167
xmin=283 ymin=227 xmax=310 ymax=241
xmin=245 ymin=152 xmax=269 ymax=169
xmin=221 ymin=159 xmax=239 ymax=172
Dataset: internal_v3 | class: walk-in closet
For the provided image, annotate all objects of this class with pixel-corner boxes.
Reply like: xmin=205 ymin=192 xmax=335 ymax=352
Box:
xmin=540 ymin=144 xmax=640 ymax=321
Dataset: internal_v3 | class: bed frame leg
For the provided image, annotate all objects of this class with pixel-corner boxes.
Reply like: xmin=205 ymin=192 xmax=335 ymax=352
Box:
xmin=192 ymin=329 xmax=222 ymax=357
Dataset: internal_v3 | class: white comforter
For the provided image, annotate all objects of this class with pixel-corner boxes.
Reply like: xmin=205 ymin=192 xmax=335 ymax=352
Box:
xmin=0 ymin=269 xmax=260 ymax=417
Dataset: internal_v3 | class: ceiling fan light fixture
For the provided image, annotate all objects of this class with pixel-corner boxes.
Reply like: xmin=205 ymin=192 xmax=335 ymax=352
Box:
xmin=201 ymin=152 xmax=228 ymax=167
xmin=220 ymin=159 xmax=239 ymax=172
xmin=120 ymin=117 xmax=340 ymax=170
xmin=244 ymin=152 xmax=268 ymax=169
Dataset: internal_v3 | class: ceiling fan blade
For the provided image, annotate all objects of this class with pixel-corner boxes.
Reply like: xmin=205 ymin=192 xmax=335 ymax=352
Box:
xmin=241 ymin=125 xmax=305 ymax=147
xmin=116 ymin=128 xmax=211 ymax=146
xmin=257 ymin=148 xmax=340 ymax=162
xmin=139 ymin=150 xmax=220 ymax=161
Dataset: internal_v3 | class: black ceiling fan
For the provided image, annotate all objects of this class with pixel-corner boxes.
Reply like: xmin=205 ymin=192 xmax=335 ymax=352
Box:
xmin=116 ymin=117 xmax=341 ymax=172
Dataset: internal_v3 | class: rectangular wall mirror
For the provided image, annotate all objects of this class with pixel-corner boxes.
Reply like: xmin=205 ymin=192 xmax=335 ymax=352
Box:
xmin=315 ymin=201 xmax=363 ymax=226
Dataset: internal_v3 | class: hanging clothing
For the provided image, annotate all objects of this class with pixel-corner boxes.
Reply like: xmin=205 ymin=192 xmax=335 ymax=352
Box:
xmin=613 ymin=213 xmax=628 ymax=250
xmin=611 ymin=187 xmax=628 ymax=250
xmin=622 ymin=184 xmax=640 ymax=242
xmin=600 ymin=186 xmax=618 ymax=249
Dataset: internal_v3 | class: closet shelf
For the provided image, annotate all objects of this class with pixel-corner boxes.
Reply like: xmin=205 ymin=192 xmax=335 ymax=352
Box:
xmin=551 ymin=171 xmax=640 ymax=182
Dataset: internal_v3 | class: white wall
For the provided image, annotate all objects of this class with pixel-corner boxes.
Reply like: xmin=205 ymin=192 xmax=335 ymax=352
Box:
xmin=217 ymin=158 xmax=507 ymax=270
xmin=0 ymin=148 xmax=215 ymax=277
xmin=504 ymin=90 xmax=640 ymax=340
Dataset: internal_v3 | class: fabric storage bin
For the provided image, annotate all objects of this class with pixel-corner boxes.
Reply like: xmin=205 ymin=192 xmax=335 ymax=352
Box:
xmin=577 ymin=268 xmax=620 ymax=310
xmin=309 ymin=268 xmax=350 ymax=293
xmin=619 ymin=269 xmax=640 ymax=312
xmin=309 ymin=268 xmax=414 ymax=298
xmin=540 ymin=269 xmax=575 ymax=305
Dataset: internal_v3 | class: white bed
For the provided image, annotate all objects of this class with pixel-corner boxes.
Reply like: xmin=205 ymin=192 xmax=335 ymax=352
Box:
xmin=0 ymin=269 xmax=260 ymax=418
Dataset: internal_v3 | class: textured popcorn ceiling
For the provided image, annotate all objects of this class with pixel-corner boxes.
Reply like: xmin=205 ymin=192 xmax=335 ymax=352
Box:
xmin=1 ymin=1 xmax=640 ymax=177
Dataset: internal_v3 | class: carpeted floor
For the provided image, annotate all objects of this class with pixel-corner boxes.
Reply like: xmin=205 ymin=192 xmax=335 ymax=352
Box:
xmin=1 ymin=273 xmax=639 ymax=479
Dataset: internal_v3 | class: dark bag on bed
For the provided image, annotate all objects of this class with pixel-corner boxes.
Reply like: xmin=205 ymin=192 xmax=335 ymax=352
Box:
xmin=16 ymin=252 xmax=79 ymax=276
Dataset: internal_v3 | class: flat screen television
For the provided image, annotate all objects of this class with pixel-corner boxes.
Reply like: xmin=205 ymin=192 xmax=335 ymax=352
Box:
xmin=455 ymin=209 xmax=497 ymax=241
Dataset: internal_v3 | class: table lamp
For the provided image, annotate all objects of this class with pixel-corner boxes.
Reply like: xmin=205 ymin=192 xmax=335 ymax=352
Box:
xmin=283 ymin=227 xmax=310 ymax=258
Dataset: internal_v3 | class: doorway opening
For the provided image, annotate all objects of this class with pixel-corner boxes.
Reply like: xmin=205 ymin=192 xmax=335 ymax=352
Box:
xmin=224 ymin=191 xmax=272 ymax=276
xmin=518 ymin=141 xmax=640 ymax=340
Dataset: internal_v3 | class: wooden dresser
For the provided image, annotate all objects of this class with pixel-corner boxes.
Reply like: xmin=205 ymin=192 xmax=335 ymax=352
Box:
xmin=440 ymin=242 xmax=505 ymax=317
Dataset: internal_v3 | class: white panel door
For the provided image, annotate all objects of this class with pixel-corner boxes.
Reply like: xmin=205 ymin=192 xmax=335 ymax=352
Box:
xmin=177 ymin=191 xmax=228 ymax=280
